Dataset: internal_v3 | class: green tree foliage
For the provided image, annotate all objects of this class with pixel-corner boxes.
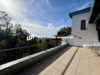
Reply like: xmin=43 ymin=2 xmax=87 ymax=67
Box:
xmin=16 ymin=28 xmax=29 ymax=41
xmin=0 ymin=11 xmax=61 ymax=65
xmin=57 ymin=27 xmax=71 ymax=36
xmin=0 ymin=40 xmax=9 ymax=49
xmin=0 ymin=29 xmax=5 ymax=41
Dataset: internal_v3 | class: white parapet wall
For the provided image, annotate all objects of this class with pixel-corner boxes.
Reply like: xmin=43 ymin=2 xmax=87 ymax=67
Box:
xmin=61 ymin=38 xmax=68 ymax=45
xmin=0 ymin=44 xmax=67 ymax=75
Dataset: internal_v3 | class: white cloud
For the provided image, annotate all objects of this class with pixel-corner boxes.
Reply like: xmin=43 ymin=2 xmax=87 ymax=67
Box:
xmin=0 ymin=0 xmax=59 ymax=37
xmin=20 ymin=22 xmax=60 ymax=37
xmin=46 ymin=0 xmax=50 ymax=6
xmin=76 ymin=2 xmax=91 ymax=10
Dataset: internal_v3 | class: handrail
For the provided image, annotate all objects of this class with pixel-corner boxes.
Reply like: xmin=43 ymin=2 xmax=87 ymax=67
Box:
xmin=0 ymin=45 xmax=37 ymax=52
xmin=0 ymin=43 xmax=60 ymax=65
xmin=0 ymin=44 xmax=67 ymax=75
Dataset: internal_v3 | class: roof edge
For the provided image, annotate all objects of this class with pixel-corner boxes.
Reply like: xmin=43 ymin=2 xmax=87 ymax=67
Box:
xmin=69 ymin=7 xmax=91 ymax=18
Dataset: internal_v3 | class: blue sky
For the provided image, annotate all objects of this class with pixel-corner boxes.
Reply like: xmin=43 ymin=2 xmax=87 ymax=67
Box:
xmin=0 ymin=0 xmax=92 ymax=37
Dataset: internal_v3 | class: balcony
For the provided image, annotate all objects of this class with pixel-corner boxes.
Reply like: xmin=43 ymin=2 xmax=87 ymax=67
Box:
xmin=0 ymin=44 xmax=100 ymax=75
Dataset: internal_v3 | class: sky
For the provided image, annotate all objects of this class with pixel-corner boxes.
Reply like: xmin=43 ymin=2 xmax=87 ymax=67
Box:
xmin=0 ymin=0 xmax=92 ymax=37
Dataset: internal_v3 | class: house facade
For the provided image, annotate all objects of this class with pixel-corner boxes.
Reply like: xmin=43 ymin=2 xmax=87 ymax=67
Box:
xmin=68 ymin=0 xmax=100 ymax=46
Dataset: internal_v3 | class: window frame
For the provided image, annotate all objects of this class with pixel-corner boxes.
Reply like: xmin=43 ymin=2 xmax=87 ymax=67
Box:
xmin=80 ymin=20 xmax=86 ymax=30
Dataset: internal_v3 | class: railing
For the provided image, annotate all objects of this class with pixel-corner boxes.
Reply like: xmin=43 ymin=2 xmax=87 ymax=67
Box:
xmin=0 ymin=42 xmax=60 ymax=65
xmin=0 ymin=44 xmax=67 ymax=75
xmin=0 ymin=45 xmax=37 ymax=65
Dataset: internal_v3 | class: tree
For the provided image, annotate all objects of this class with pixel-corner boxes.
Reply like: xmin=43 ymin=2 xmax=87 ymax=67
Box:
xmin=16 ymin=27 xmax=29 ymax=41
xmin=57 ymin=27 xmax=71 ymax=36
xmin=0 ymin=40 xmax=8 ymax=49
xmin=0 ymin=11 xmax=63 ymax=65
xmin=0 ymin=11 xmax=12 ymax=31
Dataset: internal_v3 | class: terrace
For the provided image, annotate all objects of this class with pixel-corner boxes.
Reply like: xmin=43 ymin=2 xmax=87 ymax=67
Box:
xmin=0 ymin=43 xmax=100 ymax=75
xmin=0 ymin=0 xmax=100 ymax=75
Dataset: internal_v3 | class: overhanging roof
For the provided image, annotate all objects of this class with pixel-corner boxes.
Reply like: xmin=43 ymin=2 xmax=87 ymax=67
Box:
xmin=89 ymin=0 xmax=100 ymax=23
xmin=69 ymin=7 xmax=91 ymax=18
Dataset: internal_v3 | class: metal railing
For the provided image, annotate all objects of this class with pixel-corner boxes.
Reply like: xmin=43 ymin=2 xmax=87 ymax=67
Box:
xmin=0 ymin=43 xmax=60 ymax=65
xmin=0 ymin=45 xmax=36 ymax=52
xmin=0 ymin=45 xmax=37 ymax=65
xmin=0 ymin=44 xmax=67 ymax=75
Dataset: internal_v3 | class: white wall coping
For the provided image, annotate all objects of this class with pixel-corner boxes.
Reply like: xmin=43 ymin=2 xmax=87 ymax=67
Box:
xmin=0 ymin=44 xmax=67 ymax=75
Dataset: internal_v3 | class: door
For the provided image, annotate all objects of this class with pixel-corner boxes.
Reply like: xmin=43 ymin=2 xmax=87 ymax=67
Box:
xmin=97 ymin=30 xmax=100 ymax=42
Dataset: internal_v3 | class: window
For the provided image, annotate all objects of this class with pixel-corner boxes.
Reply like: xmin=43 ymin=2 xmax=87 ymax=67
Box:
xmin=80 ymin=20 xmax=86 ymax=30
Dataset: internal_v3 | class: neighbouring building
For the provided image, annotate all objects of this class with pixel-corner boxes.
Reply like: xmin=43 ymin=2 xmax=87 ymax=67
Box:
xmin=68 ymin=0 xmax=100 ymax=46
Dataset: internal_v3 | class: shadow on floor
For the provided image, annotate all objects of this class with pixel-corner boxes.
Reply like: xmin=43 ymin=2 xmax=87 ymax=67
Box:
xmin=15 ymin=46 xmax=71 ymax=75
xmin=61 ymin=47 xmax=79 ymax=75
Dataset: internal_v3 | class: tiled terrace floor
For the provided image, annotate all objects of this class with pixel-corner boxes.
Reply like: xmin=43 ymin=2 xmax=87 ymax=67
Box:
xmin=16 ymin=46 xmax=100 ymax=75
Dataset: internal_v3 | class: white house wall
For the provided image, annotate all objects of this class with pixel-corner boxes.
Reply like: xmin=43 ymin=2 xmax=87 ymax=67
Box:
xmin=68 ymin=12 xmax=98 ymax=46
